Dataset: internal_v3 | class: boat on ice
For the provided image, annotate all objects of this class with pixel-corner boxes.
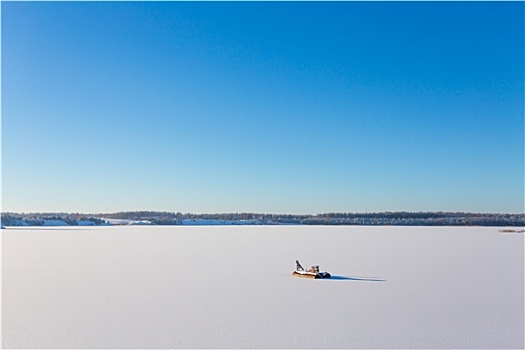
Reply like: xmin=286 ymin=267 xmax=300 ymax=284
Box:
xmin=292 ymin=260 xmax=331 ymax=279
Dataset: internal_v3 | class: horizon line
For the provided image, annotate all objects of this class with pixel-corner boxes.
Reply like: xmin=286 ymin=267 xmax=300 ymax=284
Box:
xmin=2 ymin=210 xmax=524 ymax=216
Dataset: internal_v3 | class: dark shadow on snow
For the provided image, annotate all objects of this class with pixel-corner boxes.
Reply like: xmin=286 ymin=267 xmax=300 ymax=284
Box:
xmin=326 ymin=275 xmax=385 ymax=282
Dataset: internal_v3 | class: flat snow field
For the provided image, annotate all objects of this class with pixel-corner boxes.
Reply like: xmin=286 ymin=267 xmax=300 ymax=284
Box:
xmin=2 ymin=226 xmax=524 ymax=349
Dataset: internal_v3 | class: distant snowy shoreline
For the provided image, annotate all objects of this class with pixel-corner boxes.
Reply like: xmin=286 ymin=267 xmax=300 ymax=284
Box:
xmin=2 ymin=211 xmax=524 ymax=227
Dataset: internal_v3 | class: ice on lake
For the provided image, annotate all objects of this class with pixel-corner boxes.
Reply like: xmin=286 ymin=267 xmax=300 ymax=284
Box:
xmin=2 ymin=225 xmax=523 ymax=349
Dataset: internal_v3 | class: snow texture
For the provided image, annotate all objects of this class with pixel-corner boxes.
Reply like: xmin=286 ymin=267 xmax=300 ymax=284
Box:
xmin=2 ymin=226 xmax=523 ymax=349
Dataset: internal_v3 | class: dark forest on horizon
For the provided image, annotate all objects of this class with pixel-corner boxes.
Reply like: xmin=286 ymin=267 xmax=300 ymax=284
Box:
xmin=2 ymin=211 xmax=524 ymax=227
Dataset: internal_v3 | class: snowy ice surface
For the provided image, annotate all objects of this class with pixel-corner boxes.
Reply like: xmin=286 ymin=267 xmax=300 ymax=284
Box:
xmin=2 ymin=226 xmax=523 ymax=349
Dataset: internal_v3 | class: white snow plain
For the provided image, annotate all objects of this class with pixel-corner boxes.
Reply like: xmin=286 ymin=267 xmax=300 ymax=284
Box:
xmin=2 ymin=225 xmax=523 ymax=349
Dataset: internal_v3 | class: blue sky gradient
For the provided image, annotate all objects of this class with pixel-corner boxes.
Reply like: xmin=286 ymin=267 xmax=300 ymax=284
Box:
xmin=2 ymin=2 xmax=523 ymax=214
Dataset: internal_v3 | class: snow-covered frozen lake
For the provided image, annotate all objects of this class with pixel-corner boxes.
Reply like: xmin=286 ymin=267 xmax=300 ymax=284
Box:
xmin=2 ymin=225 xmax=523 ymax=349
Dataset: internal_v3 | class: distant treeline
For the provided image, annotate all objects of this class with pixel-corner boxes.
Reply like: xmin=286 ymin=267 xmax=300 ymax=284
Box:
xmin=2 ymin=211 xmax=524 ymax=226
xmin=1 ymin=214 xmax=106 ymax=226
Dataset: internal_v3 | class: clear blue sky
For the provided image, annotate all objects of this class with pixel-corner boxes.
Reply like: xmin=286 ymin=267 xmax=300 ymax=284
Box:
xmin=2 ymin=2 xmax=523 ymax=214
